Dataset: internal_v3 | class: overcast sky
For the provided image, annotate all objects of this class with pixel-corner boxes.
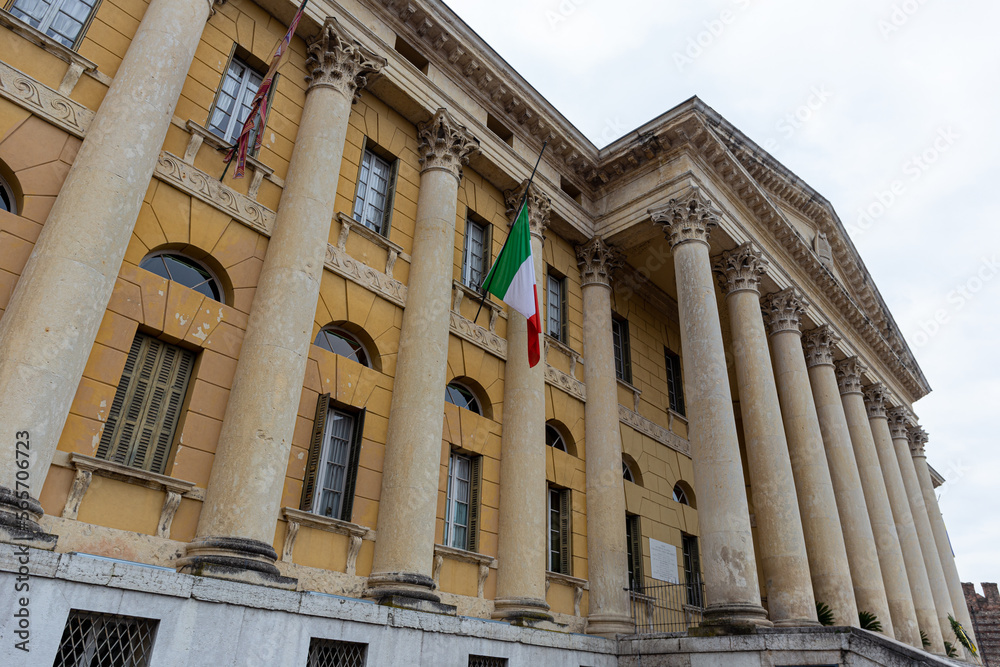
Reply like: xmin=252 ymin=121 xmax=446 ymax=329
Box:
xmin=442 ymin=0 xmax=1000 ymax=589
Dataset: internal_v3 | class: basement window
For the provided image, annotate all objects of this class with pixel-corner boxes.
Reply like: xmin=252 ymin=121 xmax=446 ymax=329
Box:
xmin=307 ymin=638 xmax=367 ymax=667
xmin=560 ymin=176 xmax=583 ymax=204
xmin=486 ymin=113 xmax=514 ymax=147
xmin=394 ymin=35 xmax=429 ymax=74
xmin=53 ymin=610 xmax=159 ymax=667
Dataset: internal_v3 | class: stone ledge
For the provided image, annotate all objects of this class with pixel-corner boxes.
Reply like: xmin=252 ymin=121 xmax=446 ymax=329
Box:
xmin=0 ymin=10 xmax=112 ymax=91
xmin=280 ymin=508 xmax=374 ymax=577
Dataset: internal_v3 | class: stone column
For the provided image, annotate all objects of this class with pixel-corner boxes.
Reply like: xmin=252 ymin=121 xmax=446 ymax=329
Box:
xmin=712 ymin=245 xmax=817 ymax=628
xmin=866 ymin=389 xmax=945 ymax=654
xmin=761 ymin=289 xmax=857 ymax=627
xmin=803 ymin=326 xmax=893 ymax=636
xmin=178 ymin=19 xmax=385 ymax=587
xmin=650 ymin=189 xmax=769 ymax=629
xmin=889 ymin=409 xmax=955 ymax=649
xmin=492 ymin=182 xmax=551 ymax=623
xmin=0 ymin=0 xmax=220 ymax=549
xmin=576 ymin=237 xmax=632 ymax=637
xmin=910 ymin=426 xmax=978 ymax=647
xmin=367 ymin=109 xmax=479 ymax=605
xmin=836 ymin=358 xmax=920 ymax=646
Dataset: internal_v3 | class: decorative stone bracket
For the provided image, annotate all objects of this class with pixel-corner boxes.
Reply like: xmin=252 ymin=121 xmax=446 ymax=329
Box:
xmin=337 ymin=212 xmax=410 ymax=279
xmin=61 ymin=454 xmax=195 ymax=539
xmin=280 ymin=508 xmax=374 ymax=577
xmin=451 ymin=280 xmax=503 ymax=333
xmin=432 ymin=544 xmax=496 ymax=598
xmin=182 ymin=121 xmax=282 ymax=200
xmin=545 ymin=571 xmax=589 ymax=617
xmin=543 ymin=336 xmax=583 ymax=379
xmin=617 ymin=377 xmax=642 ymax=413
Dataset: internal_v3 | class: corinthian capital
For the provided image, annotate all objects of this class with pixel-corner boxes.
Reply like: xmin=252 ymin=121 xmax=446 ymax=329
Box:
xmin=504 ymin=180 xmax=551 ymax=238
xmin=649 ymin=187 xmax=721 ymax=249
xmin=908 ymin=426 xmax=929 ymax=457
xmin=306 ymin=18 xmax=386 ymax=97
xmin=863 ymin=383 xmax=887 ymax=419
xmin=761 ymin=288 xmax=808 ymax=337
xmin=835 ymin=357 xmax=867 ymax=395
xmin=576 ymin=237 xmax=622 ymax=288
xmin=712 ymin=242 xmax=768 ymax=296
xmin=802 ymin=325 xmax=840 ymax=368
xmin=416 ymin=108 xmax=480 ymax=180
xmin=887 ymin=406 xmax=913 ymax=439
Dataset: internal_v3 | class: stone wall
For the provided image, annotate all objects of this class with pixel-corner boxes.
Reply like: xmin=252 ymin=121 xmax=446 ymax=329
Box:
xmin=964 ymin=581 xmax=1000 ymax=665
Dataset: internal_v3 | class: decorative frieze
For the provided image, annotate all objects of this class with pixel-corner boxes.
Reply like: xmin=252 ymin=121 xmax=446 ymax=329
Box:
xmin=761 ymin=288 xmax=808 ymax=337
xmin=802 ymin=325 xmax=840 ymax=368
xmin=887 ymin=406 xmax=913 ymax=440
xmin=504 ymin=180 xmax=551 ymax=237
xmin=449 ymin=311 xmax=507 ymax=359
xmin=712 ymin=242 xmax=768 ymax=296
xmin=544 ymin=364 xmax=586 ymax=402
xmin=617 ymin=405 xmax=691 ymax=457
xmin=863 ymin=383 xmax=888 ymax=419
xmin=324 ymin=243 xmax=408 ymax=307
xmin=0 ymin=59 xmax=94 ymax=138
xmin=835 ymin=357 xmax=867 ymax=396
xmin=576 ymin=237 xmax=622 ymax=287
xmin=416 ymin=108 xmax=480 ymax=179
xmin=649 ymin=187 xmax=721 ymax=249
xmin=306 ymin=17 xmax=386 ymax=98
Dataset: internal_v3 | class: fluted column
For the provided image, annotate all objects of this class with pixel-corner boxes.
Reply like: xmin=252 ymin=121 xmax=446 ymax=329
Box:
xmin=178 ymin=19 xmax=385 ymax=586
xmin=650 ymin=189 xmax=769 ymax=629
xmin=367 ymin=109 xmax=480 ymax=603
xmin=836 ymin=359 xmax=919 ymax=646
xmin=576 ymin=237 xmax=632 ymax=636
xmin=492 ymin=182 xmax=551 ymax=623
xmin=866 ymin=389 xmax=945 ymax=654
xmin=761 ymin=290 xmax=857 ymax=626
xmin=712 ymin=245 xmax=817 ymax=627
xmin=803 ymin=327 xmax=893 ymax=635
xmin=889 ymin=409 xmax=955 ymax=649
xmin=910 ymin=427 xmax=978 ymax=648
xmin=0 ymin=0 xmax=221 ymax=549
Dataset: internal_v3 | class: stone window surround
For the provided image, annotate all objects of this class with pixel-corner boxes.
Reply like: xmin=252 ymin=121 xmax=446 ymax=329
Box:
xmin=280 ymin=507 xmax=375 ymax=578
xmin=432 ymin=543 xmax=496 ymax=599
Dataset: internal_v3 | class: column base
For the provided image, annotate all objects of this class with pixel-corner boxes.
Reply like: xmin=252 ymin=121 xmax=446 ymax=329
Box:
xmin=585 ymin=612 xmax=635 ymax=637
xmin=696 ymin=602 xmax=773 ymax=633
xmin=0 ymin=487 xmax=58 ymax=550
xmin=771 ymin=617 xmax=823 ymax=629
xmin=365 ymin=572 xmax=441 ymax=603
xmin=492 ymin=597 xmax=552 ymax=624
xmin=176 ymin=536 xmax=297 ymax=590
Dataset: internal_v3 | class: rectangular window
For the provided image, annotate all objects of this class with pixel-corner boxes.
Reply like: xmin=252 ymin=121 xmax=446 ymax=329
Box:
xmin=462 ymin=216 xmax=489 ymax=290
xmin=208 ymin=55 xmax=267 ymax=145
xmin=546 ymin=270 xmax=567 ymax=342
xmin=612 ymin=315 xmax=632 ymax=384
xmin=626 ymin=514 xmax=643 ymax=590
xmin=307 ymin=637 xmax=367 ymax=667
xmin=9 ymin=0 xmax=99 ymax=49
xmin=53 ymin=610 xmax=158 ymax=667
xmin=444 ymin=452 xmax=481 ymax=551
xmin=664 ymin=348 xmax=686 ymax=416
xmin=352 ymin=141 xmax=399 ymax=236
xmin=469 ymin=657 xmax=508 ymax=667
xmin=301 ymin=394 xmax=364 ymax=522
xmin=96 ymin=334 xmax=194 ymax=475
xmin=682 ymin=533 xmax=703 ymax=607
xmin=547 ymin=486 xmax=571 ymax=575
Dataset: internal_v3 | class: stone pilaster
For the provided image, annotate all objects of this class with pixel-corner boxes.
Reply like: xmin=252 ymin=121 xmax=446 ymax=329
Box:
xmin=713 ymin=245 xmax=817 ymax=628
xmin=803 ymin=327 xmax=893 ymax=635
xmin=761 ymin=289 xmax=857 ymax=627
xmin=650 ymin=189 xmax=770 ymax=629
xmin=0 ymin=0 xmax=220 ymax=549
xmin=178 ymin=19 xmax=385 ymax=587
xmin=492 ymin=182 xmax=552 ymax=624
xmin=910 ymin=426 xmax=979 ymax=650
xmin=867 ymin=389 xmax=945 ymax=655
xmin=576 ymin=236 xmax=632 ymax=636
xmin=368 ymin=109 xmax=479 ymax=605
xmin=889 ymin=409 xmax=956 ymax=650
xmin=836 ymin=359 xmax=920 ymax=646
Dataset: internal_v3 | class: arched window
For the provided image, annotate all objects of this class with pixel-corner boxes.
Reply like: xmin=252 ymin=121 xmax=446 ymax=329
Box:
xmin=445 ymin=382 xmax=481 ymax=415
xmin=139 ymin=252 xmax=224 ymax=304
xmin=623 ymin=454 xmax=643 ymax=486
xmin=545 ymin=424 xmax=567 ymax=452
xmin=0 ymin=175 xmax=15 ymax=214
xmin=314 ymin=326 xmax=370 ymax=367
xmin=673 ymin=483 xmax=690 ymax=506
xmin=622 ymin=461 xmax=634 ymax=483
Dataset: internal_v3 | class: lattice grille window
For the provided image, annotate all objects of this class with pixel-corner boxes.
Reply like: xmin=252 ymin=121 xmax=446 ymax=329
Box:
xmin=468 ymin=656 xmax=508 ymax=667
xmin=306 ymin=638 xmax=367 ymax=667
xmin=53 ymin=610 xmax=158 ymax=667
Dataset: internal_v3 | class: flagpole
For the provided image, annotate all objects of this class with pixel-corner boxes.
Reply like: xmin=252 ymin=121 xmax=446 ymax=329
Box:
xmin=472 ymin=140 xmax=548 ymax=325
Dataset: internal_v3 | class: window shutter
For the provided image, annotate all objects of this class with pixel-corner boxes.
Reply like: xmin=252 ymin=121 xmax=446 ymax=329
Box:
xmin=381 ymin=158 xmax=399 ymax=236
xmin=300 ymin=393 xmax=330 ymax=512
xmin=672 ymin=355 xmax=685 ymax=416
xmin=559 ymin=490 xmax=571 ymax=575
xmin=467 ymin=455 xmax=482 ymax=553
xmin=339 ymin=409 xmax=365 ymax=522
xmin=351 ymin=137 xmax=370 ymax=223
xmin=559 ymin=278 xmax=568 ymax=342
xmin=619 ymin=319 xmax=632 ymax=384
xmin=97 ymin=335 xmax=144 ymax=462
xmin=145 ymin=344 xmax=194 ymax=474
xmin=628 ymin=515 xmax=643 ymax=586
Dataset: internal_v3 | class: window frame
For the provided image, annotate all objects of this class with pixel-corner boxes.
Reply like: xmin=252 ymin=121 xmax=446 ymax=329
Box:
xmin=664 ymin=347 xmax=686 ymax=416
xmin=53 ymin=609 xmax=159 ymax=667
xmin=139 ymin=251 xmax=225 ymax=304
xmin=443 ymin=450 xmax=482 ymax=552
xmin=300 ymin=394 xmax=365 ymax=523
xmin=0 ymin=174 xmax=17 ymax=215
xmin=547 ymin=485 xmax=571 ymax=575
xmin=611 ymin=314 xmax=632 ymax=384
xmin=314 ymin=326 xmax=371 ymax=368
xmin=351 ymin=137 xmax=399 ymax=237
xmin=8 ymin=0 xmax=102 ymax=50
xmin=545 ymin=423 xmax=567 ymax=452
xmin=545 ymin=269 xmax=567 ymax=342
xmin=445 ymin=381 xmax=482 ymax=415
xmin=461 ymin=213 xmax=490 ymax=291
xmin=626 ymin=513 xmax=643 ymax=590
xmin=206 ymin=47 xmax=276 ymax=151
xmin=682 ymin=533 xmax=704 ymax=607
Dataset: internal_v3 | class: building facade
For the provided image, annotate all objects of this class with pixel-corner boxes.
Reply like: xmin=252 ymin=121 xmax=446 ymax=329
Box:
xmin=0 ymin=0 xmax=977 ymax=664
xmin=965 ymin=583 xmax=1000 ymax=665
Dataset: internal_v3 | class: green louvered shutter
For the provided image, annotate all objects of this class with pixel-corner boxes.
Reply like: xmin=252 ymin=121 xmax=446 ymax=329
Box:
xmin=381 ymin=158 xmax=399 ymax=236
xmin=467 ymin=455 xmax=483 ymax=553
xmin=300 ymin=393 xmax=330 ymax=512
xmin=338 ymin=409 xmax=365 ymax=522
xmin=559 ymin=489 xmax=572 ymax=575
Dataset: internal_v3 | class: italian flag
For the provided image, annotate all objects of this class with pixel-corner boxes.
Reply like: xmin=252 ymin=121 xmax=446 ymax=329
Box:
xmin=481 ymin=202 xmax=541 ymax=367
